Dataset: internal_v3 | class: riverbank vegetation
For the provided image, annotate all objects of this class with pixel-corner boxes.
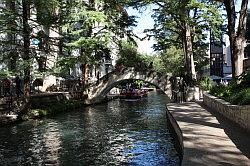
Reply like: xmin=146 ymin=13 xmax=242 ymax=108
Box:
xmin=207 ymin=71 xmax=250 ymax=105
xmin=21 ymin=100 xmax=85 ymax=120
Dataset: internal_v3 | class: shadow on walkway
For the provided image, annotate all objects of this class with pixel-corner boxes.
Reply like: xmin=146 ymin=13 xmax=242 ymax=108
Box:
xmin=167 ymin=102 xmax=250 ymax=166
xmin=198 ymin=101 xmax=250 ymax=160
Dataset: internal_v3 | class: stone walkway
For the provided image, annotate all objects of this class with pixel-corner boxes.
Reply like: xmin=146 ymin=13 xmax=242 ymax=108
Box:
xmin=167 ymin=102 xmax=250 ymax=166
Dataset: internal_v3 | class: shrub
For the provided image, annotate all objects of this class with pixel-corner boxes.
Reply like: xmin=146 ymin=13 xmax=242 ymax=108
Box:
xmin=22 ymin=100 xmax=85 ymax=120
xmin=210 ymin=83 xmax=250 ymax=105
xmin=209 ymin=71 xmax=250 ymax=105
xmin=199 ymin=76 xmax=213 ymax=91
xmin=210 ymin=84 xmax=227 ymax=97
xmin=229 ymin=88 xmax=250 ymax=105
xmin=238 ymin=70 xmax=250 ymax=88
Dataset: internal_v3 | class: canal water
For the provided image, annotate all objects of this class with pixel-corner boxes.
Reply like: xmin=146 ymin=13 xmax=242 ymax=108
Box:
xmin=0 ymin=91 xmax=180 ymax=165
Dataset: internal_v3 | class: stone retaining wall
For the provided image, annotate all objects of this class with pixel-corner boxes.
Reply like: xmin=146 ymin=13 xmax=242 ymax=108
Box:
xmin=30 ymin=92 xmax=87 ymax=108
xmin=203 ymin=93 xmax=250 ymax=133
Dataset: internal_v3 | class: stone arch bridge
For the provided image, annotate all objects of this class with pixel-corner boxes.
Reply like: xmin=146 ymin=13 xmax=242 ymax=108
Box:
xmin=85 ymin=68 xmax=172 ymax=104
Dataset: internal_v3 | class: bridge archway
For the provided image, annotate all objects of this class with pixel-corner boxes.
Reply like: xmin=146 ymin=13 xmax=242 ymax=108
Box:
xmin=85 ymin=68 xmax=171 ymax=104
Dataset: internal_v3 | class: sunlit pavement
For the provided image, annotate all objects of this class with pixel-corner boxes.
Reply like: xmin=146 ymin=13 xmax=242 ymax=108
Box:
xmin=167 ymin=102 xmax=250 ymax=166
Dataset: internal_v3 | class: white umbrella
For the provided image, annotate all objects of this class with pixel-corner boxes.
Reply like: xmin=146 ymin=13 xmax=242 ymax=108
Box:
xmin=211 ymin=75 xmax=222 ymax=80
xmin=223 ymin=74 xmax=232 ymax=80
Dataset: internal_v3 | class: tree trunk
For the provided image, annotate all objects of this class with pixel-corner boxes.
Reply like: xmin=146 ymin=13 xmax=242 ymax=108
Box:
xmin=235 ymin=37 xmax=245 ymax=76
xmin=224 ymin=0 xmax=236 ymax=79
xmin=235 ymin=0 xmax=248 ymax=76
xmin=223 ymin=0 xmax=248 ymax=78
xmin=180 ymin=0 xmax=196 ymax=82
xmin=183 ymin=23 xmax=196 ymax=83
xmin=22 ymin=0 xmax=31 ymax=97
xmin=81 ymin=63 xmax=88 ymax=90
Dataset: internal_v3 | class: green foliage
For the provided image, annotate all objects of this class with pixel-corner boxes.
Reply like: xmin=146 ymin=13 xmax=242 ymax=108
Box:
xmin=0 ymin=70 xmax=13 ymax=78
xmin=210 ymin=72 xmax=250 ymax=105
xmin=199 ymin=76 xmax=213 ymax=91
xmin=116 ymin=40 xmax=168 ymax=76
xmin=22 ymin=100 xmax=85 ymax=120
xmin=238 ymin=70 xmax=250 ymax=88
xmin=145 ymin=0 xmax=223 ymax=49
xmin=136 ymin=0 xmax=223 ymax=81
xmin=34 ymin=0 xmax=60 ymax=26
xmin=159 ymin=46 xmax=184 ymax=75
xmin=61 ymin=0 xmax=111 ymax=67
xmin=140 ymin=54 xmax=167 ymax=75
xmin=116 ymin=40 xmax=140 ymax=67
xmin=229 ymin=88 xmax=250 ymax=105
xmin=210 ymin=84 xmax=228 ymax=98
xmin=55 ymin=0 xmax=136 ymax=78
xmin=22 ymin=109 xmax=48 ymax=120
xmin=148 ymin=56 xmax=163 ymax=73
xmin=134 ymin=80 xmax=144 ymax=87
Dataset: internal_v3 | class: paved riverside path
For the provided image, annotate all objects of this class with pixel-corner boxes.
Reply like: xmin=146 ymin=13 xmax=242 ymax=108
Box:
xmin=167 ymin=102 xmax=250 ymax=166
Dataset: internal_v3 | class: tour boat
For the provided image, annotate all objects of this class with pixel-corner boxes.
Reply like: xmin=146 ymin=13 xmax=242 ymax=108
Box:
xmin=119 ymin=89 xmax=148 ymax=99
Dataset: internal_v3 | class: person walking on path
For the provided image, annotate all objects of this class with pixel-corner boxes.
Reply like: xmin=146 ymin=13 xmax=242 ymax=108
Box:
xmin=15 ymin=76 xmax=22 ymax=97
xmin=177 ymin=81 xmax=183 ymax=103
xmin=180 ymin=79 xmax=187 ymax=102
xmin=3 ymin=78 xmax=11 ymax=97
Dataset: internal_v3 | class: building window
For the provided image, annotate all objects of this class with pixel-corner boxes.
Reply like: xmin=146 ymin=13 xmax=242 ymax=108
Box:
xmin=210 ymin=53 xmax=223 ymax=77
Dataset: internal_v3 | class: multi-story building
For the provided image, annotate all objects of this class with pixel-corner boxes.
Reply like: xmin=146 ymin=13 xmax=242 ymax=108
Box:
xmin=222 ymin=35 xmax=233 ymax=80
xmin=209 ymin=32 xmax=232 ymax=81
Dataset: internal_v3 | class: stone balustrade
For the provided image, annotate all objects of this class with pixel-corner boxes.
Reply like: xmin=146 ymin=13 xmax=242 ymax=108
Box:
xmin=203 ymin=93 xmax=250 ymax=133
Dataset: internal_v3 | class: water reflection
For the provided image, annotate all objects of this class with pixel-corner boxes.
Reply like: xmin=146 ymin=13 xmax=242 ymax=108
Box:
xmin=24 ymin=121 xmax=62 ymax=165
xmin=0 ymin=92 xmax=179 ymax=165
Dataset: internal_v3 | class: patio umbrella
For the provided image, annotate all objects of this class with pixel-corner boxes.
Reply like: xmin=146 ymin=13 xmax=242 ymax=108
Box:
xmin=211 ymin=75 xmax=222 ymax=80
xmin=223 ymin=74 xmax=232 ymax=80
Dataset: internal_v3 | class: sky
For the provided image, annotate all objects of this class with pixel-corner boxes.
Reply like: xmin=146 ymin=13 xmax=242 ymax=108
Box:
xmin=127 ymin=6 xmax=156 ymax=55
xmin=126 ymin=2 xmax=249 ymax=55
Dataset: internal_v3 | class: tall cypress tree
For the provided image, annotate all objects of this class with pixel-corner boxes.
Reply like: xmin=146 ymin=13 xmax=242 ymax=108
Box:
xmin=56 ymin=0 xmax=135 ymax=89
xmin=134 ymin=0 xmax=223 ymax=84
